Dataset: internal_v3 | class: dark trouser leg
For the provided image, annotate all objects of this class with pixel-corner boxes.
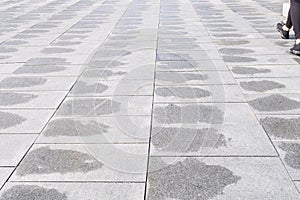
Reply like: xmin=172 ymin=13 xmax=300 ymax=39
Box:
xmin=286 ymin=9 xmax=292 ymax=29
xmin=290 ymin=0 xmax=300 ymax=39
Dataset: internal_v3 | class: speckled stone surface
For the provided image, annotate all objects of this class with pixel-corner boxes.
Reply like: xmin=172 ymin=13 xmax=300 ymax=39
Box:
xmin=0 ymin=0 xmax=299 ymax=199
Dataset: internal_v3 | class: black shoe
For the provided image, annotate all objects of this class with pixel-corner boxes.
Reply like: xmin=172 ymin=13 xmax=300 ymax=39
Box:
xmin=290 ymin=43 xmax=300 ymax=55
xmin=277 ymin=22 xmax=289 ymax=39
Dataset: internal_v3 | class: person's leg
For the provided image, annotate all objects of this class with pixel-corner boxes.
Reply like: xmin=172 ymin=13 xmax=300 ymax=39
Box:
xmin=285 ymin=9 xmax=292 ymax=30
xmin=290 ymin=0 xmax=300 ymax=42
xmin=277 ymin=9 xmax=291 ymax=39
xmin=290 ymin=0 xmax=300 ymax=55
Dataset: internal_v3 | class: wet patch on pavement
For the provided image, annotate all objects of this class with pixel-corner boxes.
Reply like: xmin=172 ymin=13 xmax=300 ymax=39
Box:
xmin=248 ymin=94 xmax=300 ymax=111
xmin=43 ymin=118 xmax=109 ymax=137
xmin=148 ymin=158 xmax=241 ymax=200
xmin=17 ymin=146 xmax=103 ymax=176
xmin=0 ymin=185 xmax=67 ymax=200
xmin=240 ymin=80 xmax=285 ymax=92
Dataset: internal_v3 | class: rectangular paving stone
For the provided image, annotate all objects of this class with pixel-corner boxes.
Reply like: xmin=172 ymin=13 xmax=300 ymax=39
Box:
xmin=0 ymin=134 xmax=36 ymax=166
xmin=246 ymin=93 xmax=300 ymax=115
xmin=12 ymin=64 xmax=84 ymax=76
xmin=0 ymin=182 xmax=145 ymax=200
xmin=156 ymin=60 xmax=228 ymax=71
xmin=11 ymin=144 xmax=148 ymax=182
xmin=36 ymin=116 xmax=151 ymax=144
xmin=257 ymin=115 xmax=300 ymax=141
xmin=154 ymin=85 xmax=245 ymax=103
xmin=0 ymin=91 xmax=67 ymax=109
xmin=0 ymin=63 xmax=24 ymax=74
xmin=55 ymin=96 xmax=153 ymax=117
xmin=0 ymin=110 xmax=54 ymax=133
xmin=146 ymin=157 xmax=300 ymax=200
xmin=150 ymin=122 xmax=276 ymax=156
xmin=237 ymin=78 xmax=300 ymax=94
xmin=153 ymin=103 xmax=261 ymax=127
xmin=70 ymin=79 xmax=153 ymax=97
xmin=0 ymin=168 xmax=13 ymax=188
xmin=157 ymin=50 xmax=222 ymax=61
xmin=0 ymin=76 xmax=77 ymax=91
xmin=274 ymin=141 xmax=300 ymax=181
xmin=230 ymin=65 xmax=300 ymax=78
xmin=83 ymin=65 xmax=155 ymax=80
xmin=224 ymin=55 xmax=298 ymax=66
xmin=156 ymin=71 xmax=235 ymax=85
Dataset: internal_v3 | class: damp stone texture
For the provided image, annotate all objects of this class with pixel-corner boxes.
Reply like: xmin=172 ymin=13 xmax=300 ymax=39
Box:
xmin=0 ymin=0 xmax=299 ymax=199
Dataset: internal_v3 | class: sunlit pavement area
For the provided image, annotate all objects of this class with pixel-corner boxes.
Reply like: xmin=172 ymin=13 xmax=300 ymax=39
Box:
xmin=0 ymin=0 xmax=300 ymax=199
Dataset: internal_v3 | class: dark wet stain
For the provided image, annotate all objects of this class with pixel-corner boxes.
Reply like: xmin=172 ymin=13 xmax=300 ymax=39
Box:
xmin=261 ymin=117 xmax=300 ymax=140
xmin=148 ymin=158 xmax=241 ymax=200
xmin=274 ymin=41 xmax=292 ymax=47
xmin=25 ymin=58 xmax=69 ymax=65
xmin=0 ymin=77 xmax=47 ymax=88
xmin=17 ymin=146 xmax=103 ymax=176
xmin=82 ymin=69 xmax=126 ymax=79
xmin=155 ymin=87 xmax=210 ymax=98
xmin=216 ymin=40 xmax=250 ymax=46
xmin=71 ymin=81 xmax=108 ymax=95
xmin=240 ymin=80 xmax=285 ymax=92
xmin=213 ymin=33 xmax=245 ymax=38
xmin=88 ymin=60 xmax=126 ymax=68
xmin=41 ymin=48 xmax=75 ymax=54
xmin=157 ymin=72 xmax=208 ymax=83
xmin=219 ymin=48 xmax=255 ymax=55
xmin=51 ymin=41 xmax=81 ymax=46
xmin=14 ymin=65 xmax=66 ymax=74
xmin=232 ymin=66 xmax=271 ymax=75
xmin=43 ymin=118 xmax=109 ymax=137
xmin=57 ymin=98 xmax=121 ymax=117
xmin=223 ymin=56 xmax=257 ymax=63
xmin=154 ymin=104 xmax=224 ymax=124
xmin=278 ymin=143 xmax=300 ymax=169
xmin=152 ymin=127 xmax=226 ymax=152
xmin=0 ymin=55 xmax=10 ymax=60
xmin=0 ymin=111 xmax=26 ymax=129
xmin=2 ymin=40 xmax=27 ymax=45
xmin=0 ymin=92 xmax=38 ymax=106
xmin=13 ymin=34 xmax=38 ymax=39
xmin=248 ymin=94 xmax=300 ymax=111
xmin=0 ymin=47 xmax=18 ymax=53
xmin=157 ymin=61 xmax=195 ymax=70
xmin=156 ymin=52 xmax=184 ymax=61
xmin=0 ymin=185 xmax=67 ymax=200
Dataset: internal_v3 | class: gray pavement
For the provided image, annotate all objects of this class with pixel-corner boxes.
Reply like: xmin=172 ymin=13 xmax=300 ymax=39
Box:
xmin=0 ymin=0 xmax=299 ymax=199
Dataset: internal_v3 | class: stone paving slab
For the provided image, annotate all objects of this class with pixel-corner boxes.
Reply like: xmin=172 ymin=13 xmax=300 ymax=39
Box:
xmin=258 ymin=115 xmax=300 ymax=141
xmin=237 ymin=78 xmax=300 ymax=94
xmin=55 ymin=96 xmax=153 ymax=117
xmin=0 ymin=110 xmax=54 ymax=133
xmin=230 ymin=65 xmax=300 ymax=78
xmin=70 ymin=79 xmax=153 ymax=97
xmin=0 ymin=91 xmax=67 ymax=109
xmin=11 ymin=144 xmax=148 ymax=182
xmin=0 ymin=76 xmax=77 ymax=91
xmin=147 ymin=157 xmax=300 ymax=200
xmin=156 ymin=60 xmax=228 ymax=71
xmin=1 ymin=0 xmax=300 ymax=198
xmin=246 ymin=93 xmax=300 ymax=115
xmin=0 ymin=182 xmax=145 ymax=200
xmin=0 ymin=134 xmax=36 ymax=166
xmin=154 ymin=85 xmax=245 ymax=103
xmin=274 ymin=141 xmax=300 ymax=181
xmin=0 ymin=168 xmax=13 ymax=188
xmin=36 ymin=116 xmax=151 ymax=144
xmin=155 ymin=71 xmax=236 ymax=85
xmin=150 ymin=124 xmax=276 ymax=156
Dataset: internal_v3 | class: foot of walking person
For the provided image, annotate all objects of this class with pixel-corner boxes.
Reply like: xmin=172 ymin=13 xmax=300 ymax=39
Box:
xmin=290 ymin=39 xmax=300 ymax=55
xmin=277 ymin=22 xmax=290 ymax=39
